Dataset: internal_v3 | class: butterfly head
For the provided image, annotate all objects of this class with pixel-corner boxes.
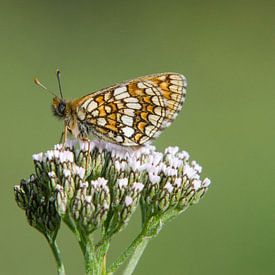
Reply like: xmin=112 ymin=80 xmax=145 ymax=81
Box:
xmin=52 ymin=97 xmax=67 ymax=118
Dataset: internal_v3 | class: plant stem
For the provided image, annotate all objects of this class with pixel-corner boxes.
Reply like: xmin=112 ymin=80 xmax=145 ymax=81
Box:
xmin=107 ymin=210 xmax=181 ymax=275
xmin=97 ymin=238 xmax=110 ymax=275
xmin=102 ymin=254 xmax=107 ymax=275
xmin=107 ymin=232 xmax=150 ymax=275
xmin=45 ymin=234 xmax=65 ymax=275
xmin=83 ymin=235 xmax=110 ymax=275
xmin=122 ymin=237 xmax=149 ymax=275
xmin=83 ymin=236 xmax=96 ymax=275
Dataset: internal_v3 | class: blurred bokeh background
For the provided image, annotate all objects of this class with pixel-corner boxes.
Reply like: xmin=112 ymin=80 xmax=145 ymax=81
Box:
xmin=1 ymin=0 xmax=274 ymax=274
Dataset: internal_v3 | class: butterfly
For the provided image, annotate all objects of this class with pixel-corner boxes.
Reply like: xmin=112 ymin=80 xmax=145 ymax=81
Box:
xmin=35 ymin=71 xmax=187 ymax=147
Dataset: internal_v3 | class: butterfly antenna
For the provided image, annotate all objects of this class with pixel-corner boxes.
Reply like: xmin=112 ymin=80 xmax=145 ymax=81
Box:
xmin=56 ymin=69 xmax=64 ymax=99
xmin=34 ymin=77 xmax=57 ymax=97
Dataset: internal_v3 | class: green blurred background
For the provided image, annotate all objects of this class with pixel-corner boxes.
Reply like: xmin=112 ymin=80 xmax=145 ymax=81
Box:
xmin=1 ymin=0 xmax=274 ymax=274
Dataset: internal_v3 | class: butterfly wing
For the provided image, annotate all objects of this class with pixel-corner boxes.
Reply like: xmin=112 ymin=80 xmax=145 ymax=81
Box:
xmin=75 ymin=73 xmax=187 ymax=146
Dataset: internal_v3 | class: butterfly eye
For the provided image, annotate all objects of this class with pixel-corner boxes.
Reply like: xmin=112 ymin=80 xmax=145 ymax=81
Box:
xmin=58 ymin=102 xmax=66 ymax=115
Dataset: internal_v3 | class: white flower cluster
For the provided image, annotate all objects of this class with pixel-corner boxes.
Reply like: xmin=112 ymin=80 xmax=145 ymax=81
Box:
xmin=83 ymin=141 xmax=211 ymax=196
xmin=15 ymin=140 xmax=211 ymax=237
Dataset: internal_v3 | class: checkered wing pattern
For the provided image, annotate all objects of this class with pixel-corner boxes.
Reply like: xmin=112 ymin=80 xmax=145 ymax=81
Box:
xmin=75 ymin=73 xmax=187 ymax=146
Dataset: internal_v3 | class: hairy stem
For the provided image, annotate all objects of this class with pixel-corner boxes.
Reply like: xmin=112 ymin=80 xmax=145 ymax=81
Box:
xmin=45 ymin=234 xmax=65 ymax=275
xmin=107 ymin=232 xmax=150 ymax=275
xmin=122 ymin=237 xmax=149 ymax=275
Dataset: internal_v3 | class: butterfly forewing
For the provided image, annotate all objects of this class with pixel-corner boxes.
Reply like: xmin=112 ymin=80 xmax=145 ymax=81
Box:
xmin=75 ymin=73 xmax=187 ymax=146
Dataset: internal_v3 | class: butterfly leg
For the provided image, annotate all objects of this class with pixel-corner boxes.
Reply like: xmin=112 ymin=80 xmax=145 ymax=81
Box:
xmin=83 ymin=137 xmax=91 ymax=170
xmin=61 ymin=125 xmax=69 ymax=150
xmin=59 ymin=131 xmax=64 ymax=144
xmin=78 ymin=124 xmax=91 ymax=169
xmin=79 ymin=134 xmax=91 ymax=170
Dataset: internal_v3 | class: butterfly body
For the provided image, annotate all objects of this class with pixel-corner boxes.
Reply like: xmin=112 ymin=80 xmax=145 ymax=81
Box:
xmin=51 ymin=73 xmax=187 ymax=147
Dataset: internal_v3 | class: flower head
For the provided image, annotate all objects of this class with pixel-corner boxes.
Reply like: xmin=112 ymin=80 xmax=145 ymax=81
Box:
xmin=14 ymin=140 xmax=211 ymax=238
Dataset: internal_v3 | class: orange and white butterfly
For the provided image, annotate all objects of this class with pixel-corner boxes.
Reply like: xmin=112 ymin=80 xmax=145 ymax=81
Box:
xmin=35 ymin=71 xmax=187 ymax=147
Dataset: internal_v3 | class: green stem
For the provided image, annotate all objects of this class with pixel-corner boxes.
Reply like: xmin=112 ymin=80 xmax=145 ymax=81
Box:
xmin=64 ymin=214 xmax=111 ymax=275
xmin=107 ymin=232 xmax=150 ymax=275
xmin=108 ymin=210 xmax=181 ymax=275
xmin=97 ymin=243 xmax=110 ymax=275
xmin=84 ymin=235 xmax=108 ymax=275
xmin=96 ymin=238 xmax=110 ymax=275
xmin=45 ymin=234 xmax=65 ymax=275
xmin=122 ymin=237 xmax=149 ymax=275
xmin=84 ymin=237 xmax=95 ymax=275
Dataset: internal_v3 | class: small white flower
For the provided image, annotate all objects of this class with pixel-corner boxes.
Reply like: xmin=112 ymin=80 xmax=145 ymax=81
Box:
xmin=53 ymin=150 xmax=60 ymax=159
xmin=67 ymin=152 xmax=74 ymax=162
xmin=117 ymin=178 xmax=128 ymax=189
xmin=97 ymin=177 xmax=108 ymax=188
xmin=145 ymin=163 xmax=161 ymax=175
xmin=46 ymin=150 xmax=54 ymax=160
xmin=54 ymin=144 xmax=63 ymax=150
xmin=48 ymin=171 xmax=56 ymax=178
xmin=65 ymin=139 xmax=76 ymax=150
xmin=55 ymin=185 xmax=66 ymax=213
xmin=164 ymin=167 xmax=177 ymax=177
xmin=114 ymin=160 xmax=122 ymax=171
xmin=167 ymin=155 xmax=183 ymax=168
xmin=74 ymin=166 xmax=85 ymax=179
xmin=165 ymin=154 xmax=173 ymax=164
xmin=165 ymin=146 xmax=179 ymax=155
xmin=125 ymin=196 xmax=133 ymax=206
xmin=106 ymin=142 xmax=128 ymax=159
xmin=174 ymin=158 xmax=183 ymax=169
xmin=96 ymin=141 xmax=106 ymax=153
xmin=120 ymin=161 xmax=128 ymax=171
xmin=111 ymin=148 xmax=123 ymax=160
xmin=132 ymin=150 xmax=142 ymax=160
xmin=149 ymin=152 xmax=163 ymax=166
xmin=59 ymin=151 xmax=74 ymax=163
xmin=80 ymin=140 xmax=90 ymax=151
xmin=63 ymin=169 xmax=71 ymax=178
xmin=202 ymin=178 xmax=211 ymax=187
xmin=59 ymin=152 xmax=67 ymax=163
xmin=164 ymin=181 xmax=174 ymax=193
xmin=177 ymin=150 xmax=190 ymax=160
xmin=32 ymin=152 xmax=43 ymax=162
xmin=174 ymin=178 xmax=182 ymax=187
xmin=80 ymin=181 xmax=89 ymax=188
xmin=132 ymin=182 xmax=144 ymax=192
xmin=91 ymin=177 xmax=108 ymax=189
xmin=139 ymin=145 xmax=154 ymax=156
xmin=192 ymin=179 xmax=202 ymax=191
xmin=184 ymin=164 xmax=198 ymax=179
xmin=137 ymin=163 xmax=147 ymax=172
xmin=149 ymin=173 xmax=160 ymax=184
xmin=191 ymin=160 xmax=202 ymax=173
xmin=128 ymin=159 xmax=140 ymax=172
xmin=159 ymin=162 xmax=167 ymax=172
xmin=85 ymin=196 xmax=92 ymax=203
